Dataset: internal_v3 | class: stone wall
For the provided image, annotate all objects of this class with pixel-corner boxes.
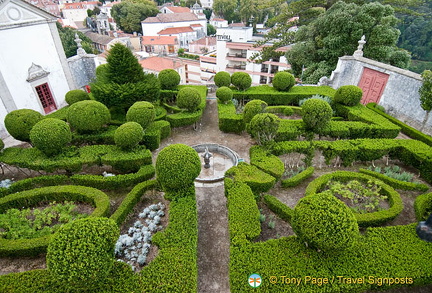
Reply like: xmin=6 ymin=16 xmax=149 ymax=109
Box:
xmin=68 ymin=54 xmax=97 ymax=90
xmin=326 ymin=55 xmax=431 ymax=135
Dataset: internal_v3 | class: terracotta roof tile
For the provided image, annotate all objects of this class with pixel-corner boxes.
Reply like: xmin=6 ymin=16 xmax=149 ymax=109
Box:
xmin=63 ymin=1 xmax=100 ymax=9
xmin=142 ymin=36 xmax=178 ymax=45
xmin=190 ymin=37 xmax=216 ymax=46
xmin=158 ymin=26 xmax=194 ymax=35
xmin=142 ymin=12 xmax=198 ymax=23
xmin=166 ymin=7 xmax=190 ymax=13
xmin=139 ymin=57 xmax=184 ymax=72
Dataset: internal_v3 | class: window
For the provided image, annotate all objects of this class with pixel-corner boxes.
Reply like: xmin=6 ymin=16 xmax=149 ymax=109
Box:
xmin=35 ymin=83 xmax=57 ymax=114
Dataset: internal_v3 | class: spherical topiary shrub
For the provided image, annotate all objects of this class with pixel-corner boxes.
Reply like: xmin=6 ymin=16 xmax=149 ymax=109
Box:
xmin=158 ymin=69 xmax=181 ymax=90
xmin=176 ymin=87 xmax=201 ymax=112
xmin=67 ymin=100 xmax=111 ymax=133
xmin=114 ymin=122 xmax=143 ymax=150
xmin=248 ymin=113 xmax=280 ymax=145
xmin=334 ymin=85 xmax=363 ymax=106
xmin=292 ymin=192 xmax=359 ymax=253
xmin=156 ymin=144 xmax=201 ymax=192
xmin=65 ymin=89 xmax=90 ymax=105
xmin=47 ymin=217 xmax=119 ymax=291
xmin=214 ymin=71 xmax=231 ymax=87
xmin=272 ymin=71 xmax=296 ymax=91
xmin=4 ymin=109 xmax=43 ymax=142
xmin=243 ymin=99 xmax=268 ymax=123
xmin=216 ymin=86 xmax=233 ymax=104
xmin=302 ymin=98 xmax=332 ymax=132
xmin=30 ymin=118 xmax=72 ymax=156
xmin=231 ymin=72 xmax=252 ymax=91
xmin=126 ymin=101 xmax=155 ymax=129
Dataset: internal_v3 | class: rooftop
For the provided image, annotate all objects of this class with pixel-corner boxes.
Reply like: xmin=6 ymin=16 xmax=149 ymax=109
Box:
xmin=158 ymin=26 xmax=194 ymax=35
xmin=139 ymin=56 xmax=184 ymax=72
xmin=141 ymin=36 xmax=178 ymax=45
xmin=142 ymin=12 xmax=199 ymax=23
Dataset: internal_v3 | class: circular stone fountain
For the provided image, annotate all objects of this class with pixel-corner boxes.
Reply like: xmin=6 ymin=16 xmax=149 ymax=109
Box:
xmin=192 ymin=144 xmax=239 ymax=183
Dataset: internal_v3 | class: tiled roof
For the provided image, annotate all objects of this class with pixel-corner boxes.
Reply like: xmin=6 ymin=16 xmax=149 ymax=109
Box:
xmin=142 ymin=12 xmax=198 ymax=23
xmin=228 ymin=22 xmax=246 ymax=27
xmin=84 ymin=31 xmax=114 ymax=45
xmin=190 ymin=37 xmax=216 ymax=46
xmin=166 ymin=7 xmax=190 ymax=13
xmin=63 ymin=1 xmax=100 ymax=9
xmin=142 ymin=36 xmax=178 ymax=45
xmin=139 ymin=57 xmax=184 ymax=71
xmin=190 ymin=24 xmax=202 ymax=27
xmin=212 ymin=18 xmax=226 ymax=22
xmin=158 ymin=26 xmax=194 ymax=35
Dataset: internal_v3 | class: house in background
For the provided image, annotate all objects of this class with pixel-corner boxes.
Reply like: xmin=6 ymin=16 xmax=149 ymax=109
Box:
xmin=61 ymin=1 xmax=100 ymax=25
xmin=141 ymin=36 xmax=179 ymax=55
xmin=0 ymin=0 xmax=74 ymax=138
xmin=189 ymin=36 xmax=216 ymax=54
xmin=159 ymin=5 xmax=190 ymax=14
xmin=139 ymin=56 xmax=186 ymax=83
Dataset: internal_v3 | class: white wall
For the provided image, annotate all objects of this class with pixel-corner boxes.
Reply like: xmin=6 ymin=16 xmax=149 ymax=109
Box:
xmin=62 ymin=9 xmax=88 ymax=23
xmin=141 ymin=19 xmax=207 ymax=37
xmin=0 ymin=22 xmax=70 ymax=114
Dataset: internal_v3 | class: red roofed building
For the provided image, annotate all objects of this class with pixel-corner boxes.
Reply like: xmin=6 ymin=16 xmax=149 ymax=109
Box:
xmin=160 ymin=5 xmax=190 ymax=14
xmin=139 ymin=56 xmax=186 ymax=83
xmin=141 ymin=36 xmax=179 ymax=55
xmin=157 ymin=25 xmax=203 ymax=49
xmin=189 ymin=36 xmax=216 ymax=53
xmin=62 ymin=1 xmax=100 ymax=23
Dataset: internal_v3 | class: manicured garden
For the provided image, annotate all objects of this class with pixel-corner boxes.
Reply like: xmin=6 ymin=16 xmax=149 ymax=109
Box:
xmin=1 ymin=45 xmax=432 ymax=293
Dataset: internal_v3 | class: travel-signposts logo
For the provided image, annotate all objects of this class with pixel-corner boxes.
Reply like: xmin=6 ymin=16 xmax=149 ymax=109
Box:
xmin=248 ymin=274 xmax=262 ymax=288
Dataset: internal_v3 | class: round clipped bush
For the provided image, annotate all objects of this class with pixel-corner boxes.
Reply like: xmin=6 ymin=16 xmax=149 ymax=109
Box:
xmin=156 ymin=144 xmax=201 ymax=191
xmin=214 ymin=71 xmax=231 ymax=87
xmin=65 ymin=89 xmax=90 ymax=105
xmin=4 ymin=109 xmax=43 ymax=142
xmin=176 ymin=87 xmax=201 ymax=112
xmin=216 ymin=86 xmax=233 ymax=104
xmin=231 ymin=72 xmax=252 ymax=91
xmin=248 ymin=113 xmax=280 ymax=145
xmin=292 ymin=192 xmax=359 ymax=252
xmin=47 ymin=217 xmax=119 ymax=291
xmin=243 ymin=99 xmax=268 ymax=123
xmin=302 ymin=98 xmax=332 ymax=132
xmin=114 ymin=122 xmax=143 ymax=150
xmin=158 ymin=69 xmax=181 ymax=90
xmin=67 ymin=100 xmax=111 ymax=133
xmin=126 ymin=101 xmax=155 ymax=129
xmin=272 ymin=71 xmax=295 ymax=91
xmin=334 ymin=85 xmax=363 ymax=106
xmin=30 ymin=118 xmax=72 ymax=156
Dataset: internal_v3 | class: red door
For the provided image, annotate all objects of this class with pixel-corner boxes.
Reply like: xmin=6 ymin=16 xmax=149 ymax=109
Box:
xmin=35 ymin=83 xmax=57 ymax=114
xmin=358 ymin=68 xmax=389 ymax=105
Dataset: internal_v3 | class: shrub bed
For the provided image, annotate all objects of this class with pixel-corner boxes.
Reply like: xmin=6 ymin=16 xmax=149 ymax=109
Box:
xmin=217 ymin=102 xmax=245 ymax=133
xmin=249 ymin=146 xmax=284 ymax=179
xmin=414 ymin=192 xmax=432 ymax=221
xmin=225 ymin=163 xmax=276 ymax=193
xmin=281 ymin=166 xmax=314 ymax=188
xmin=0 ymin=185 xmax=110 ymax=257
xmin=359 ymin=168 xmax=429 ymax=192
xmin=263 ymin=194 xmax=293 ymax=222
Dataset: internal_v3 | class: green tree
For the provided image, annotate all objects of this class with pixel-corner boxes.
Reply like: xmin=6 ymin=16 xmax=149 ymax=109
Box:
xmin=302 ymin=98 xmax=332 ymax=134
xmin=111 ymin=0 xmax=159 ymax=34
xmin=56 ymin=22 xmax=96 ymax=58
xmin=207 ymin=23 xmax=216 ymax=36
xmin=213 ymin=0 xmax=240 ymax=23
xmin=248 ymin=113 xmax=280 ymax=145
xmin=106 ymin=43 xmax=145 ymax=84
xmin=419 ymin=70 xmax=432 ymax=130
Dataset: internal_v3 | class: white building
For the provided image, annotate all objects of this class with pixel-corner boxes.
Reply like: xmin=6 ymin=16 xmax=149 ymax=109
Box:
xmin=0 ymin=0 xmax=74 ymax=138
xmin=139 ymin=56 xmax=187 ymax=84
xmin=141 ymin=12 xmax=207 ymax=37
xmin=61 ymin=1 xmax=100 ymax=24
xmin=210 ymin=18 xmax=228 ymax=28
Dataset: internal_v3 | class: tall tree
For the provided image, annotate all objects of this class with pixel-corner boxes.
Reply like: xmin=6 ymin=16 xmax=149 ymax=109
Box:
xmin=213 ymin=0 xmax=240 ymax=23
xmin=56 ymin=22 xmax=97 ymax=58
xmin=265 ymin=1 xmax=410 ymax=83
xmin=419 ymin=70 xmax=432 ymax=130
xmin=106 ymin=43 xmax=145 ymax=84
xmin=111 ymin=0 xmax=158 ymax=34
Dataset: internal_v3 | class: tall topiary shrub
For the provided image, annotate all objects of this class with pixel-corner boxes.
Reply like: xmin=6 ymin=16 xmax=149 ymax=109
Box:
xmin=67 ymin=100 xmax=111 ymax=133
xmin=292 ymin=192 xmax=359 ymax=253
xmin=216 ymin=86 xmax=233 ymax=104
xmin=248 ymin=113 xmax=280 ymax=145
xmin=106 ymin=43 xmax=145 ymax=84
xmin=65 ymin=89 xmax=90 ymax=105
xmin=334 ymin=85 xmax=363 ymax=106
xmin=114 ymin=122 xmax=143 ymax=150
xmin=214 ymin=71 xmax=231 ymax=87
xmin=126 ymin=101 xmax=155 ymax=129
xmin=243 ymin=99 xmax=267 ymax=123
xmin=419 ymin=70 xmax=432 ymax=131
xmin=0 ymin=138 xmax=4 ymax=151
xmin=272 ymin=72 xmax=295 ymax=91
xmin=155 ymin=144 xmax=201 ymax=192
xmin=231 ymin=72 xmax=252 ymax=91
xmin=177 ymin=87 xmax=201 ymax=112
xmin=30 ymin=118 xmax=72 ymax=156
xmin=158 ymin=69 xmax=181 ymax=90
xmin=47 ymin=217 xmax=119 ymax=291
xmin=302 ymin=98 xmax=332 ymax=133
xmin=4 ymin=109 xmax=43 ymax=142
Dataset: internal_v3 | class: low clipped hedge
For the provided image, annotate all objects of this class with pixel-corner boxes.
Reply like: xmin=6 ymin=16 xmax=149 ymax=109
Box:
xmin=263 ymin=194 xmax=293 ymax=222
xmin=249 ymin=146 xmax=284 ymax=179
xmin=225 ymin=178 xmax=261 ymax=246
xmin=225 ymin=162 xmax=276 ymax=193
xmin=110 ymin=180 xmax=157 ymax=226
xmin=101 ymin=146 xmax=152 ymax=173
xmin=281 ymin=166 xmax=314 ymax=188
xmin=166 ymin=110 xmax=203 ymax=128
xmin=414 ymin=192 xmax=432 ymax=221
xmin=367 ymin=102 xmax=432 ymax=147
xmin=143 ymin=120 xmax=171 ymax=151
xmin=140 ymin=189 xmax=198 ymax=292
xmin=266 ymin=105 xmax=295 ymax=116
xmin=217 ymin=101 xmax=245 ymax=133
xmin=0 ymin=185 xmax=110 ymax=257
xmin=305 ymin=171 xmax=403 ymax=227
xmin=72 ymin=125 xmax=117 ymax=145
xmin=359 ymin=168 xmax=429 ymax=192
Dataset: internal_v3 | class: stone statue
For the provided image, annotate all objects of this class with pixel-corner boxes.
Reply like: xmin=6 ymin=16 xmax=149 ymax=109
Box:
xmin=353 ymin=35 xmax=366 ymax=57
xmin=202 ymin=147 xmax=212 ymax=169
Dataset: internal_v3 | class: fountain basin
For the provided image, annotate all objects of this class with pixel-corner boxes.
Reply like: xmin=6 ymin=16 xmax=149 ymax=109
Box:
xmin=192 ymin=144 xmax=239 ymax=183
